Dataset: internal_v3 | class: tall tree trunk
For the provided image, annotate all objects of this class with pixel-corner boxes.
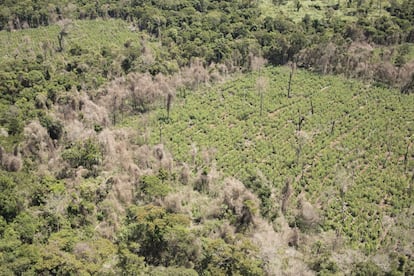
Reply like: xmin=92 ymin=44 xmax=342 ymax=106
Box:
xmin=288 ymin=62 xmax=296 ymax=98
xmin=260 ymin=89 xmax=264 ymax=116
xmin=330 ymin=120 xmax=336 ymax=135
xmin=310 ymin=98 xmax=314 ymax=114
xmin=166 ymin=93 xmax=173 ymax=121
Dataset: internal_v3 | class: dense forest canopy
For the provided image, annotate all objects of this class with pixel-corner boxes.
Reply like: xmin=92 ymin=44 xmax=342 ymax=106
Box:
xmin=0 ymin=0 xmax=413 ymax=275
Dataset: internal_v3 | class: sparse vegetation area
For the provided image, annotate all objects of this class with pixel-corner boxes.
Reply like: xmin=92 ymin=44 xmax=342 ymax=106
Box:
xmin=0 ymin=0 xmax=413 ymax=275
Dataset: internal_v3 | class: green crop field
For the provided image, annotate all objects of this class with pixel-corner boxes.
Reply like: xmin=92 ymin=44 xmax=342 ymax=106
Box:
xmin=0 ymin=0 xmax=413 ymax=274
xmin=0 ymin=19 xmax=137 ymax=61
xmin=148 ymin=66 xmax=414 ymax=252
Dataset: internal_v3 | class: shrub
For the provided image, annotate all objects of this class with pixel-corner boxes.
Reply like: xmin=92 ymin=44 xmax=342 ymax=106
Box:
xmin=351 ymin=260 xmax=384 ymax=275
xmin=0 ymin=173 xmax=22 ymax=221
xmin=194 ymin=169 xmax=210 ymax=193
xmin=197 ymin=237 xmax=263 ymax=275
xmin=121 ymin=205 xmax=197 ymax=267
xmin=62 ymin=139 xmax=102 ymax=170
xmin=139 ymin=175 xmax=171 ymax=200
xmin=13 ymin=212 xmax=42 ymax=244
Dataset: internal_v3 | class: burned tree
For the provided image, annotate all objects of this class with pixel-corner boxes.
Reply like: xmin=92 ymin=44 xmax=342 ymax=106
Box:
xmin=330 ymin=120 xmax=336 ymax=135
xmin=166 ymin=93 xmax=173 ymax=120
xmin=310 ymin=98 xmax=314 ymax=115
xmin=281 ymin=178 xmax=293 ymax=214
xmin=288 ymin=62 xmax=296 ymax=98
xmin=297 ymin=111 xmax=305 ymax=131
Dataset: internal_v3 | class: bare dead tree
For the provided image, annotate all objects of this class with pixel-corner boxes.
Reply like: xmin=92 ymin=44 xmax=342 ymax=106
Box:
xmin=250 ymin=53 xmax=267 ymax=72
xmin=182 ymin=58 xmax=210 ymax=90
xmin=335 ymin=165 xmax=353 ymax=227
xmin=129 ymin=73 xmax=159 ymax=113
xmin=250 ymin=53 xmax=268 ymax=116
xmin=288 ymin=62 xmax=296 ymax=98
xmin=310 ymin=98 xmax=314 ymax=115
xmin=112 ymin=95 xmax=118 ymax=125
xmin=295 ymin=131 xmax=311 ymax=176
xmin=297 ymin=113 xmax=305 ymax=131
xmin=404 ymin=143 xmax=410 ymax=172
xmin=57 ymin=19 xmax=71 ymax=52
xmin=166 ymin=93 xmax=173 ymax=120
xmin=256 ymin=76 xmax=268 ymax=117
xmin=155 ymin=74 xmax=176 ymax=121
xmin=0 ymin=146 xmax=3 ymax=164
xmin=281 ymin=178 xmax=293 ymax=214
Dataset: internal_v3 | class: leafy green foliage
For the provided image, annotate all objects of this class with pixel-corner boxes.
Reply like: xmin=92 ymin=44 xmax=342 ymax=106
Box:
xmin=62 ymin=138 xmax=102 ymax=170
xmin=198 ymin=236 xmax=264 ymax=275
xmin=13 ymin=212 xmax=42 ymax=244
xmin=0 ymin=173 xmax=22 ymax=221
xmin=119 ymin=204 xmax=264 ymax=275
xmin=139 ymin=174 xmax=171 ymax=199
xmin=120 ymin=205 xmax=196 ymax=267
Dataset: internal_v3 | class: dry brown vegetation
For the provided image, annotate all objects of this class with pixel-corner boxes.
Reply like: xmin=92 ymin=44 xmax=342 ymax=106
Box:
xmin=297 ymin=41 xmax=414 ymax=88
